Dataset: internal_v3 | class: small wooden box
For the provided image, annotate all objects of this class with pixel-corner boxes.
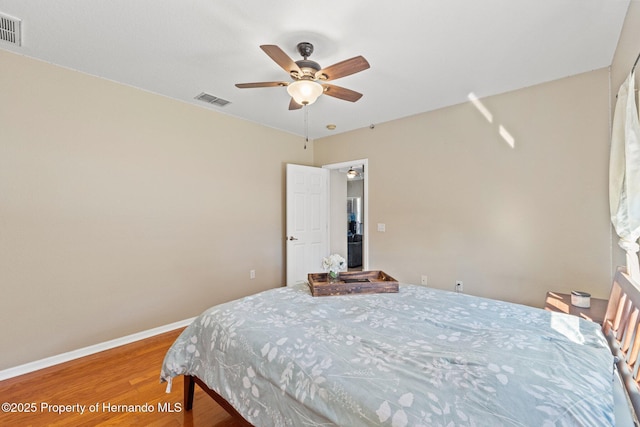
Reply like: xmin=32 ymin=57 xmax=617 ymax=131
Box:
xmin=307 ymin=270 xmax=399 ymax=297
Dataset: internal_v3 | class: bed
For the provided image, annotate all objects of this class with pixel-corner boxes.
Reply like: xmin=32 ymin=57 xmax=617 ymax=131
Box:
xmin=160 ymin=270 xmax=640 ymax=426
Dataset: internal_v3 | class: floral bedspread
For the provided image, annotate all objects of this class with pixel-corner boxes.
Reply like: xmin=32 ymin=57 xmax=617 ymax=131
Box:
xmin=160 ymin=284 xmax=615 ymax=426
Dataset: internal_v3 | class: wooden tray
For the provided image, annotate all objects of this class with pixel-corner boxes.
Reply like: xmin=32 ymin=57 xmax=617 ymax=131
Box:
xmin=307 ymin=270 xmax=399 ymax=297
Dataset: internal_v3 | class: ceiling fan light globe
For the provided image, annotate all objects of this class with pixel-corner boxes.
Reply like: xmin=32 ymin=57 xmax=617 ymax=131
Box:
xmin=287 ymin=80 xmax=323 ymax=106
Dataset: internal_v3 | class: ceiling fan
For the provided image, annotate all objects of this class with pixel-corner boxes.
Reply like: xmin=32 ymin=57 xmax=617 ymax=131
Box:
xmin=235 ymin=42 xmax=370 ymax=110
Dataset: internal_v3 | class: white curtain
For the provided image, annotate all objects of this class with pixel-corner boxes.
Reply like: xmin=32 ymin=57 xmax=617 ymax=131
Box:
xmin=610 ymin=71 xmax=640 ymax=279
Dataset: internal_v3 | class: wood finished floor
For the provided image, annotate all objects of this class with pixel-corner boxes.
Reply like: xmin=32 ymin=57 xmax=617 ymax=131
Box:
xmin=0 ymin=328 xmax=245 ymax=426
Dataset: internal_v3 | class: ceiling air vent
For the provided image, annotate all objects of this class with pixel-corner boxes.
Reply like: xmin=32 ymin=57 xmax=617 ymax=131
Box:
xmin=195 ymin=92 xmax=231 ymax=107
xmin=0 ymin=13 xmax=21 ymax=46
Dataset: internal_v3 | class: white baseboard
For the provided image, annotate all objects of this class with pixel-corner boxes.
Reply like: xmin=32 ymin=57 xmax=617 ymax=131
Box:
xmin=0 ymin=317 xmax=195 ymax=381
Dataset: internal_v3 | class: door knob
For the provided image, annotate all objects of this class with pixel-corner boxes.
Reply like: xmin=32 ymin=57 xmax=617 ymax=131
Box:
xmin=288 ymin=236 xmax=298 ymax=241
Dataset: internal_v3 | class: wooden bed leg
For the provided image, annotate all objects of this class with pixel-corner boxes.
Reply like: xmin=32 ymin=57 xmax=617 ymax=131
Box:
xmin=186 ymin=375 xmax=254 ymax=426
xmin=184 ymin=375 xmax=195 ymax=411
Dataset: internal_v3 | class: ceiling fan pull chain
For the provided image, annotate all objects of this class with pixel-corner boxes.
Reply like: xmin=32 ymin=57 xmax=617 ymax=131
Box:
xmin=304 ymin=105 xmax=309 ymax=150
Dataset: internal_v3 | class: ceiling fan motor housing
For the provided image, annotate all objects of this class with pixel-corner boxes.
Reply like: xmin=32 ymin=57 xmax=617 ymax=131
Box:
xmin=293 ymin=43 xmax=320 ymax=78
xmin=295 ymin=59 xmax=321 ymax=78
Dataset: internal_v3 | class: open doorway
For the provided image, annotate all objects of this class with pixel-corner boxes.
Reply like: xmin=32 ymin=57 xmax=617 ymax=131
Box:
xmin=323 ymin=159 xmax=369 ymax=272
xmin=347 ymin=167 xmax=364 ymax=270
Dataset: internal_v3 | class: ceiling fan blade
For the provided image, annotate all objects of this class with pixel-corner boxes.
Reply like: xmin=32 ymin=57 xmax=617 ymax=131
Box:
xmin=289 ymin=98 xmax=303 ymax=110
xmin=322 ymin=84 xmax=363 ymax=102
xmin=235 ymin=81 xmax=287 ymax=88
xmin=316 ymin=56 xmax=370 ymax=81
xmin=260 ymin=45 xmax=303 ymax=76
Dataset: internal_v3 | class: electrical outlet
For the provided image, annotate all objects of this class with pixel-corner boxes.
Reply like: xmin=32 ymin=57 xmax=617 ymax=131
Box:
xmin=456 ymin=280 xmax=463 ymax=293
xmin=421 ymin=275 xmax=428 ymax=286
xmin=250 ymin=269 xmax=256 ymax=279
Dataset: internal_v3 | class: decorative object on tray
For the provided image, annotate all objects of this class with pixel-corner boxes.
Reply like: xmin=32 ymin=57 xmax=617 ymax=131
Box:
xmin=322 ymin=253 xmax=346 ymax=283
xmin=307 ymin=270 xmax=398 ymax=296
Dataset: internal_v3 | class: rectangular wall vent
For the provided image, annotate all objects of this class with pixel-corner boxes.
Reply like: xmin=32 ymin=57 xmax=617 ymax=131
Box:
xmin=194 ymin=92 xmax=231 ymax=107
xmin=0 ymin=13 xmax=21 ymax=46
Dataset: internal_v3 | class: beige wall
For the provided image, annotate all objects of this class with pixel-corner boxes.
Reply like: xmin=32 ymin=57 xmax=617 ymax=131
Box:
xmin=315 ymin=68 xmax=612 ymax=307
xmin=3 ymin=3 xmax=639 ymax=371
xmin=0 ymin=50 xmax=312 ymax=370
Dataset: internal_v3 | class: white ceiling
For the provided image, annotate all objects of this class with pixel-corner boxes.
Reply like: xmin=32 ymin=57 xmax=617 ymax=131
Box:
xmin=0 ymin=0 xmax=630 ymax=140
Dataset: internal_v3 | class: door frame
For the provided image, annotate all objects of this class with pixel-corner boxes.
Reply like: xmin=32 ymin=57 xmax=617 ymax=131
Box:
xmin=322 ymin=159 xmax=369 ymax=271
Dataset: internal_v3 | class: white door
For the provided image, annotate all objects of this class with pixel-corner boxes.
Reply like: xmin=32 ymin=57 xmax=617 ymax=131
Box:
xmin=286 ymin=164 xmax=329 ymax=286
